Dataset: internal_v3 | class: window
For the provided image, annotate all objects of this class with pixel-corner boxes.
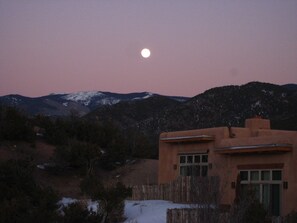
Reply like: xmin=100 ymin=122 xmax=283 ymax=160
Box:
xmin=179 ymin=154 xmax=208 ymax=177
xmin=240 ymin=169 xmax=282 ymax=216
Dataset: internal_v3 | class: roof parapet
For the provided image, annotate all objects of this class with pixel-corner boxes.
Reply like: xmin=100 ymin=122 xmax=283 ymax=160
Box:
xmin=160 ymin=135 xmax=214 ymax=143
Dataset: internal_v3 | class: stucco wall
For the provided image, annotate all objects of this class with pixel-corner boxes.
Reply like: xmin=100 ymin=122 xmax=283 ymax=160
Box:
xmin=158 ymin=118 xmax=297 ymax=216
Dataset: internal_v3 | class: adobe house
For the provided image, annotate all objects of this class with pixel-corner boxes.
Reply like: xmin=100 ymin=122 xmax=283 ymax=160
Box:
xmin=158 ymin=117 xmax=297 ymax=216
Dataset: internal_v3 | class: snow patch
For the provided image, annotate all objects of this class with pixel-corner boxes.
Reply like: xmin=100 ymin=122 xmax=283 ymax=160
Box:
xmin=63 ymin=91 xmax=103 ymax=106
xmin=99 ymin=98 xmax=120 ymax=105
xmin=251 ymin=100 xmax=261 ymax=108
xmin=132 ymin=92 xmax=154 ymax=100
xmin=58 ymin=197 xmax=78 ymax=208
xmin=57 ymin=197 xmax=99 ymax=213
xmin=261 ymin=89 xmax=274 ymax=96
xmin=124 ymin=200 xmax=191 ymax=223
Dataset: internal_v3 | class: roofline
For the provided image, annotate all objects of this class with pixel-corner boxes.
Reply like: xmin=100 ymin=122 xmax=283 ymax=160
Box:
xmin=215 ymin=143 xmax=293 ymax=154
xmin=160 ymin=135 xmax=214 ymax=143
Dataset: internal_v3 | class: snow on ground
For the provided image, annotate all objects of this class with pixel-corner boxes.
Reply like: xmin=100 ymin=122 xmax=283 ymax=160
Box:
xmin=124 ymin=200 xmax=191 ymax=223
xmin=58 ymin=198 xmax=191 ymax=223
xmin=58 ymin=197 xmax=99 ymax=213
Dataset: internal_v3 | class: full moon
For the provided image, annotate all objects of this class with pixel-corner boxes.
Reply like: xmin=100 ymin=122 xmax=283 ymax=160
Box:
xmin=141 ymin=48 xmax=151 ymax=58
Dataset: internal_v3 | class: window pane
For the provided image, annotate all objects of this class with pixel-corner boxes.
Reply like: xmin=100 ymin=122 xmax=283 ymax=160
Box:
xmin=202 ymin=165 xmax=208 ymax=177
xmin=202 ymin=155 xmax=208 ymax=163
xmin=261 ymin=171 xmax=270 ymax=181
xmin=180 ymin=166 xmax=187 ymax=176
xmin=272 ymin=170 xmax=282 ymax=181
xmin=186 ymin=166 xmax=193 ymax=176
xmin=251 ymin=171 xmax=259 ymax=181
xmin=187 ymin=156 xmax=193 ymax=163
xmin=194 ymin=155 xmax=200 ymax=163
xmin=192 ymin=165 xmax=200 ymax=176
xmin=262 ymin=184 xmax=270 ymax=211
xmin=250 ymin=184 xmax=260 ymax=201
xmin=180 ymin=156 xmax=186 ymax=164
xmin=240 ymin=171 xmax=248 ymax=181
xmin=271 ymin=184 xmax=281 ymax=216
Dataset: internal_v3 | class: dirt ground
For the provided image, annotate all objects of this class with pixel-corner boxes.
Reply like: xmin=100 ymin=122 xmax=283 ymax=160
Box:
xmin=0 ymin=140 xmax=159 ymax=198
xmin=101 ymin=159 xmax=159 ymax=187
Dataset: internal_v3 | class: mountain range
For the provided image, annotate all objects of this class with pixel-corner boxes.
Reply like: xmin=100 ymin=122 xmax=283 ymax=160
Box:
xmin=0 ymin=91 xmax=188 ymax=117
xmin=1 ymin=82 xmax=297 ymax=136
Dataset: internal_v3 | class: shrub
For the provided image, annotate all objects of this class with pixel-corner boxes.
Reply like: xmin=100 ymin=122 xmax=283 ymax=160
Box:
xmin=0 ymin=160 xmax=59 ymax=223
xmin=80 ymin=176 xmax=131 ymax=223
xmin=59 ymin=202 xmax=103 ymax=223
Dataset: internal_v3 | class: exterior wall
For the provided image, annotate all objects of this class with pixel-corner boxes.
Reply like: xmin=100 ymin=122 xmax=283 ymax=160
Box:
xmin=158 ymin=127 xmax=228 ymax=184
xmin=158 ymin=118 xmax=297 ymax=216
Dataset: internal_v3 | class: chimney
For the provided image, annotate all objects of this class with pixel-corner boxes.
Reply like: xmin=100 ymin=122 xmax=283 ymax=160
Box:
xmin=245 ymin=117 xmax=271 ymax=129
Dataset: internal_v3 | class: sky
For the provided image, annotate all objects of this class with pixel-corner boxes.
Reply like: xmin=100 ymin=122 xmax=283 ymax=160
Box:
xmin=1 ymin=0 xmax=297 ymax=97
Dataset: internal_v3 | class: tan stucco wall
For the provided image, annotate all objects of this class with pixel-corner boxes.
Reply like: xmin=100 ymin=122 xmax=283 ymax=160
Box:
xmin=158 ymin=118 xmax=297 ymax=216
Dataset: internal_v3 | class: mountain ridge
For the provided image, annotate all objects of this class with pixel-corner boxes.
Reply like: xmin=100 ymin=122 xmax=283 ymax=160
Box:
xmin=0 ymin=91 xmax=189 ymax=117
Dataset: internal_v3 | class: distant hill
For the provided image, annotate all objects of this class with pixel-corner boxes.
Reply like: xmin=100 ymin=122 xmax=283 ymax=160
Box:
xmin=86 ymin=82 xmax=297 ymax=149
xmin=282 ymin=84 xmax=297 ymax=91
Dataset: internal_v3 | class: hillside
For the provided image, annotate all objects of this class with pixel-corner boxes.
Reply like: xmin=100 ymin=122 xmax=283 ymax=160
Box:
xmin=160 ymin=82 xmax=297 ymax=131
xmin=86 ymin=82 xmax=297 ymax=148
xmin=0 ymin=140 xmax=158 ymax=198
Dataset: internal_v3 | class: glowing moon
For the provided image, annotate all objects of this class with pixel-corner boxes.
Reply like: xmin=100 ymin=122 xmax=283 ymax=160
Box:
xmin=141 ymin=48 xmax=151 ymax=58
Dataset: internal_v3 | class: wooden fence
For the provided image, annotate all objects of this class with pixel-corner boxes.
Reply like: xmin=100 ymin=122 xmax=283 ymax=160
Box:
xmin=132 ymin=176 xmax=296 ymax=223
xmin=167 ymin=208 xmax=230 ymax=223
xmin=167 ymin=208 xmax=200 ymax=223
xmin=132 ymin=176 xmax=220 ymax=203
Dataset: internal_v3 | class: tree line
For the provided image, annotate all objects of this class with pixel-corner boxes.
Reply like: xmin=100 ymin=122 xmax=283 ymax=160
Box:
xmin=0 ymin=105 xmax=156 ymax=167
xmin=0 ymin=105 xmax=147 ymax=222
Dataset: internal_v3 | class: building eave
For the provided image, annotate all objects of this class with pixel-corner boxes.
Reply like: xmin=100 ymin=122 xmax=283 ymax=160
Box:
xmin=215 ymin=143 xmax=293 ymax=154
xmin=160 ymin=135 xmax=214 ymax=143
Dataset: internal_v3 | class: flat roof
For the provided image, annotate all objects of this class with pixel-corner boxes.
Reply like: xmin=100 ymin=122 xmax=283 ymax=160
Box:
xmin=160 ymin=135 xmax=214 ymax=143
xmin=215 ymin=143 xmax=293 ymax=154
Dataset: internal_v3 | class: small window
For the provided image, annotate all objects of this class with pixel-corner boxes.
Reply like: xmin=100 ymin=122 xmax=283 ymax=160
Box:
xmin=261 ymin=171 xmax=270 ymax=181
xmin=272 ymin=170 xmax=282 ymax=181
xmin=240 ymin=171 xmax=248 ymax=181
xmin=187 ymin=156 xmax=193 ymax=163
xmin=202 ymin=155 xmax=208 ymax=163
xmin=194 ymin=155 xmax=200 ymax=163
xmin=251 ymin=171 xmax=259 ymax=181
xmin=180 ymin=156 xmax=186 ymax=164
xmin=179 ymin=154 xmax=208 ymax=177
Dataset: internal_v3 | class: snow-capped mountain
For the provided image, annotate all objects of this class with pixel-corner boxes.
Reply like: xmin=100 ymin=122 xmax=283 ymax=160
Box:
xmin=62 ymin=91 xmax=158 ymax=108
xmin=0 ymin=91 xmax=188 ymax=117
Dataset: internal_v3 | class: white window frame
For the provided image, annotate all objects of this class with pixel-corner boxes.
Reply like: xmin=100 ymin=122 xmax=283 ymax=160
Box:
xmin=179 ymin=154 xmax=208 ymax=177
xmin=239 ymin=169 xmax=282 ymax=216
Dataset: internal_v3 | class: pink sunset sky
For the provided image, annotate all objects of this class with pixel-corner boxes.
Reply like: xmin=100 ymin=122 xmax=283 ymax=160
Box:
xmin=1 ymin=1 xmax=297 ymax=97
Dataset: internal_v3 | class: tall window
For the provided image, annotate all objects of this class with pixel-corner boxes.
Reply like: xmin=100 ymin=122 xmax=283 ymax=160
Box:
xmin=179 ymin=154 xmax=208 ymax=177
xmin=240 ymin=169 xmax=282 ymax=216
